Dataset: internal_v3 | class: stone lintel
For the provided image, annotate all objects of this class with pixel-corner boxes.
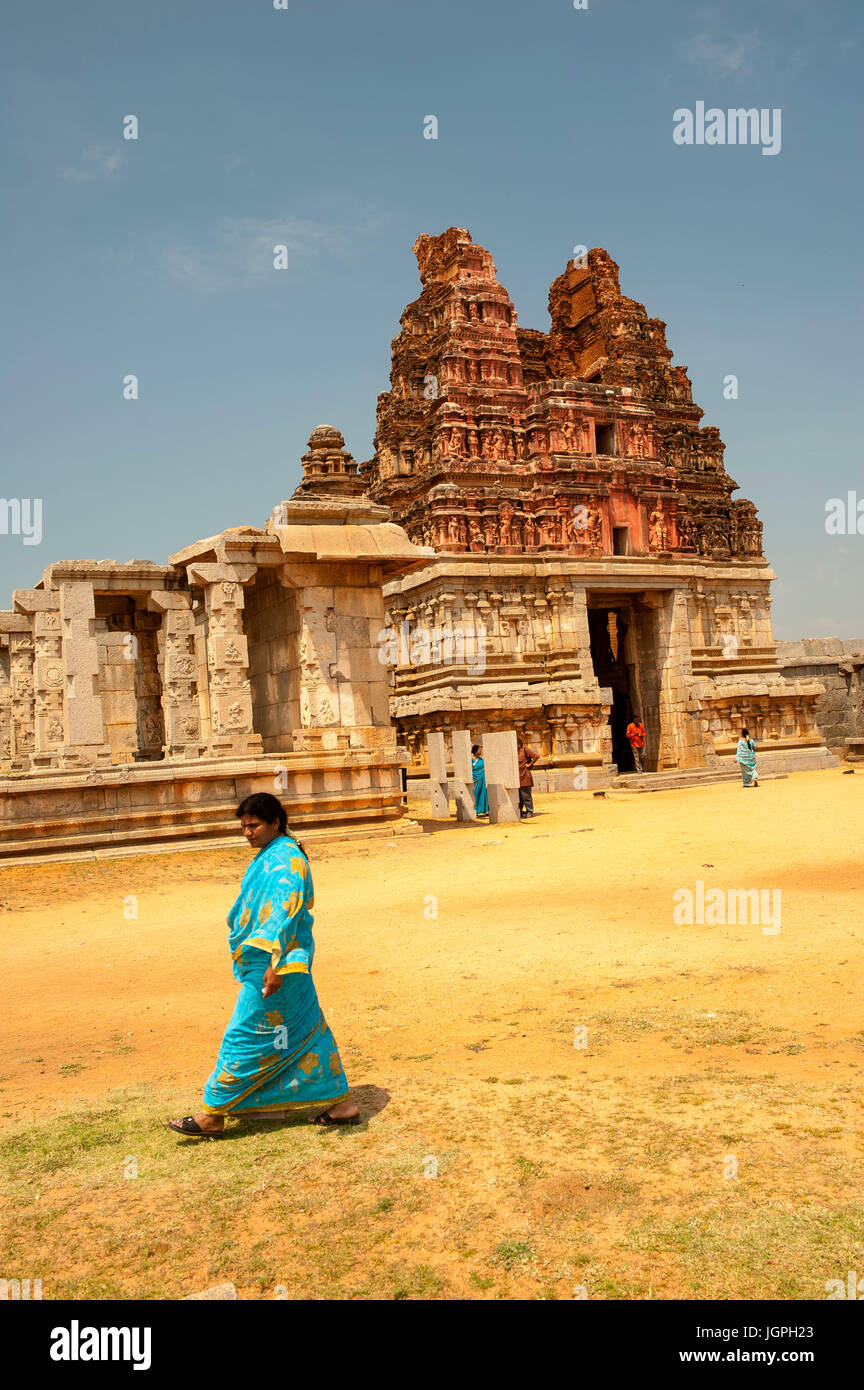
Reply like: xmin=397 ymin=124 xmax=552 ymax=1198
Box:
xmin=12 ymin=589 xmax=60 ymax=614
xmin=0 ymin=611 xmax=33 ymax=633
xmin=42 ymin=561 xmax=172 ymax=592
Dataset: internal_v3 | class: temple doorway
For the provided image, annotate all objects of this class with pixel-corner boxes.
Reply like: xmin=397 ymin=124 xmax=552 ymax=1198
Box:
xmin=244 ymin=569 xmax=302 ymax=753
xmin=586 ymin=590 xmax=676 ymax=773
xmin=92 ymin=602 xmax=165 ymax=761
xmin=587 ymin=605 xmax=636 ymax=772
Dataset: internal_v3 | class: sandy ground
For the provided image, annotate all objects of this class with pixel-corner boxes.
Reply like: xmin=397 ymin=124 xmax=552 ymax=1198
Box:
xmin=1 ymin=769 xmax=862 ymax=1299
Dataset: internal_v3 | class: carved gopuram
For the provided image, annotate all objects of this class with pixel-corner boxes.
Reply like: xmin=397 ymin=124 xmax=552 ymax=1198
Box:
xmin=362 ymin=228 xmax=832 ymax=782
xmin=0 ymin=427 xmax=431 ymax=860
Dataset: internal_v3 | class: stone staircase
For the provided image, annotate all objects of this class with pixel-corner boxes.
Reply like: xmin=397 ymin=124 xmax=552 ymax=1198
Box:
xmin=610 ymin=767 xmax=785 ymax=793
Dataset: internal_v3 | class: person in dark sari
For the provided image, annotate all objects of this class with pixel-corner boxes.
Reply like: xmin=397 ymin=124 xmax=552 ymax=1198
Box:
xmin=471 ymin=743 xmax=489 ymax=815
xmin=168 ymin=793 xmax=359 ymax=1138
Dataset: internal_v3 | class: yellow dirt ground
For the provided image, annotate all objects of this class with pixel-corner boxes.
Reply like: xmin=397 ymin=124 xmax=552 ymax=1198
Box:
xmin=1 ymin=770 xmax=862 ymax=1300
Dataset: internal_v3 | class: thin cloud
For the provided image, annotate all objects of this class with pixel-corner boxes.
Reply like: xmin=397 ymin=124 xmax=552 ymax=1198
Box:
xmin=679 ymin=31 xmax=761 ymax=79
xmin=60 ymin=144 xmax=125 ymax=181
xmin=159 ymin=214 xmax=384 ymax=291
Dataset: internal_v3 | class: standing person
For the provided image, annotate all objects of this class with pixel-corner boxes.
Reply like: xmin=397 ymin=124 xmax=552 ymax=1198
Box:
xmin=167 ymin=792 xmax=359 ymax=1138
xmin=471 ymin=743 xmax=489 ymax=815
xmin=735 ymin=728 xmax=759 ymax=787
xmin=626 ymin=715 xmax=646 ymax=773
xmin=517 ymin=736 xmax=538 ymax=818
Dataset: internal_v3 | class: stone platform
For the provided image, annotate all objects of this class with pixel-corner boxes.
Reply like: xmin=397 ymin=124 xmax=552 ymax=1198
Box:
xmin=0 ymin=750 xmax=418 ymax=864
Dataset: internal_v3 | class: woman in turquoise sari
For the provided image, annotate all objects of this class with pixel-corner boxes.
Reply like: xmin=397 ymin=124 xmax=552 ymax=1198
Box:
xmin=735 ymin=728 xmax=759 ymax=787
xmin=168 ymin=793 xmax=358 ymax=1138
xmin=471 ymin=743 xmax=489 ymax=816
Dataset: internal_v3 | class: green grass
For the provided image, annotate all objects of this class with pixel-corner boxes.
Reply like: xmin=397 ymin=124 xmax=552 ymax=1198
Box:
xmin=2 ymin=1069 xmax=863 ymax=1301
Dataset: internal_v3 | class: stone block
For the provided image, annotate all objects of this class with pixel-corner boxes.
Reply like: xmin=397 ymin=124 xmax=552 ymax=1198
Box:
xmin=337 ymin=680 xmax=373 ymax=727
xmin=453 ymin=780 xmax=477 ymax=821
xmin=34 ymin=611 xmax=62 ymax=636
xmin=210 ymin=634 xmax=248 ymax=669
xmin=330 ymin=647 xmax=383 ymax=684
xmin=369 ymin=688 xmax=392 ymax=725
xmin=334 ymin=587 xmax=383 ymax=619
xmin=451 ymin=729 xmax=473 ymax=782
xmin=333 ymin=614 xmax=374 ymax=648
xmin=487 ymin=782 xmax=519 ymax=823
xmin=34 ymin=659 xmax=66 ymax=693
xmin=481 ymin=731 xmax=518 ymax=789
xmin=427 ymin=732 xmax=447 ymax=782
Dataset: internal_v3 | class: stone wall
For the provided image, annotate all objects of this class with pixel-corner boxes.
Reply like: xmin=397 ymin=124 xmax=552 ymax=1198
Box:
xmin=776 ymin=639 xmax=864 ymax=756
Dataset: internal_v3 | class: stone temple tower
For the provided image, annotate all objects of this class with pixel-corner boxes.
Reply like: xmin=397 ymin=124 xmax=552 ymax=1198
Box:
xmin=362 ymin=227 xmax=830 ymax=781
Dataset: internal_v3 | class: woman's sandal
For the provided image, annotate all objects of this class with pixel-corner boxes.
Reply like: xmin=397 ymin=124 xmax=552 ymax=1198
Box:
xmin=167 ymin=1116 xmax=225 ymax=1139
xmin=308 ymin=1110 xmax=361 ymax=1126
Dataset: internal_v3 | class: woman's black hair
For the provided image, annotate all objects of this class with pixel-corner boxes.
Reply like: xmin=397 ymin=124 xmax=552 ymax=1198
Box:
xmin=471 ymin=744 xmax=480 ymax=756
xmin=236 ymin=793 xmax=308 ymax=857
xmin=236 ymin=792 xmax=287 ymax=833
xmin=741 ymin=728 xmax=749 ymax=738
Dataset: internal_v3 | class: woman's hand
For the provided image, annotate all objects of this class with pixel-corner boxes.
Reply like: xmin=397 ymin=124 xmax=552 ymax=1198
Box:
xmin=262 ymin=965 xmax=283 ymax=998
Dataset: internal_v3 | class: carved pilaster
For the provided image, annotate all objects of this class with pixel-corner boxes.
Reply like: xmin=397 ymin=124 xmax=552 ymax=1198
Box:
xmin=147 ymin=592 xmax=201 ymax=760
xmin=9 ymin=630 xmax=35 ymax=766
xmin=0 ymin=636 xmax=11 ymax=764
xmin=33 ymin=607 xmax=64 ymax=767
xmin=186 ymin=565 xmax=262 ymax=757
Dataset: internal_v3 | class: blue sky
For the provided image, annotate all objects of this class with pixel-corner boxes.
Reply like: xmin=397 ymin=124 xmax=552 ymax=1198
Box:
xmin=2 ymin=0 xmax=861 ymax=637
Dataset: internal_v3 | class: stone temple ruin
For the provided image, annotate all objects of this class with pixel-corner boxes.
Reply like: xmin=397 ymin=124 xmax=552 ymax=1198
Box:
xmin=0 ymin=228 xmax=842 ymax=859
xmin=362 ymin=228 xmax=834 ymax=785
xmin=0 ymin=427 xmax=431 ymax=859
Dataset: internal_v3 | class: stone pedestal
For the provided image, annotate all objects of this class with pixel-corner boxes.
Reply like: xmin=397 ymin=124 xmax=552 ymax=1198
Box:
xmin=482 ymin=730 xmax=519 ymax=823
xmin=426 ymin=731 xmax=450 ymax=816
xmin=451 ymin=728 xmax=477 ymax=821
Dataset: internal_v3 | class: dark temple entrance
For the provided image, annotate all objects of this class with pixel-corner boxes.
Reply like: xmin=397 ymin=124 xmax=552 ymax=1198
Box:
xmin=587 ymin=604 xmax=637 ymax=773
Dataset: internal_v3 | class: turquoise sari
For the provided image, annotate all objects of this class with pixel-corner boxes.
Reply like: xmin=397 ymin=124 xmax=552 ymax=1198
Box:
xmin=472 ymin=755 xmax=489 ymax=815
xmin=202 ymin=834 xmax=349 ymax=1116
xmin=735 ymin=737 xmax=758 ymax=786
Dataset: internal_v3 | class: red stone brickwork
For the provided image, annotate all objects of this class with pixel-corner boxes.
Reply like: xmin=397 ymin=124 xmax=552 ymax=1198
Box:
xmin=361 ymin=228 xmax=763 ymax=563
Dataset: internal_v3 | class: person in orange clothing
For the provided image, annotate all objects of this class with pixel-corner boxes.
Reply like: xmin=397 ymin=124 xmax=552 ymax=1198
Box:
xmin=626 ymin=716 xmax=646 ymax=773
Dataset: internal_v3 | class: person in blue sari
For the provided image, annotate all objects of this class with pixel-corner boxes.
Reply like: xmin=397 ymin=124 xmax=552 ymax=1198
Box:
xmin=735 ymin=728 xmax=759 ymax=787
xmin=471 ymin=743 xmax=489 ymax=815
xmin=168 ymin=793 xmax=358 ymax=1138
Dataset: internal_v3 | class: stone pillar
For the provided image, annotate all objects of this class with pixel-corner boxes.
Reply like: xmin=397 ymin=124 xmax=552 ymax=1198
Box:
xmin=148 ymin=590 xmax=202 ymax=760
xmin=290 ymin=579 xmax=351 ymax=752
xmin=482 ymin=730 xmax=519 ymax=823
xmin=570 ymin=586 xmax=597 ymax=687
xmin=426 ymin=731 xmax=450 ymax=816
xmin=33 ymin=606 xmax=65 ymax=768
xmin=59 ymin=582 xmax=110 ymax=766
xmin=12 ymin=591 xmax=64 ymax=768
xmin=691 ymin=584 xmax=709 ymax=648
xmin=326 ymin=578 xmax=393 ymax=737
xmin=7 ymin=621 xmax=35 ymax=767
xmin=451 ymin=729 xmax=477 ymax=821
xmin=0 ymin=635 xmax=11 ymax=765
xmin=189 ymin=564 xmax=262 ymax=758
xmin=656 ymin=589 xmax=703 ymax=769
